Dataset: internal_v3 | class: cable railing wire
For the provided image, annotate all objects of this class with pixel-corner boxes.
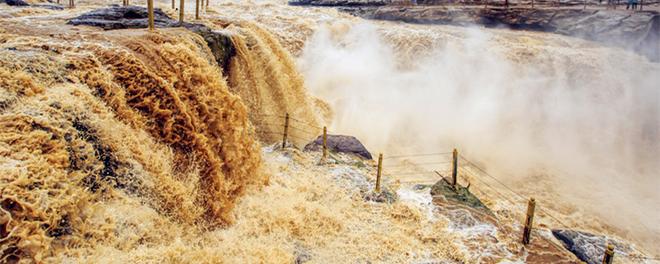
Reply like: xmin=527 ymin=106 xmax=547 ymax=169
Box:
xmin=257 ymin=113 xmax=660 ymax=262
xmin=383 ymin=152 xmax=453 ymax=160
xmin=458 ymin=155 xmax=574 ymax=230
xmin=384 ymin=160 xmax=452 ymax=168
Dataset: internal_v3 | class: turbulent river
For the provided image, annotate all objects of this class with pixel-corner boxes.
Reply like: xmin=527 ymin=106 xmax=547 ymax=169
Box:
xmin=0 ymin=0 xmax=658 ymax=262
xmin=218 ymin=0 xmax=660 ymax=255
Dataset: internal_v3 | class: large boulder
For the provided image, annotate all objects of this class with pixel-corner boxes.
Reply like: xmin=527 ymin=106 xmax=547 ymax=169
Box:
xmin=430 ymin=177 xmax=492 ymax=215
xmin=68 ymin=5 xmax=178 ymax=29
xmin=304 ymin=134 xmax=373 ymax=159
xmin=552 ymin=229 xmax=636 ymax=264
xmin=68 ymin=6 xmax=235 ymax=73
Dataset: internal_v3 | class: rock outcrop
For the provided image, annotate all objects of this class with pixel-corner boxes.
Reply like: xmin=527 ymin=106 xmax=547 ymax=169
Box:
xmin=4 ymin=0 xmax=29 ymax=6
xmin=431 ymin=176 xmax=492 ymax=215
xmin=304 ymin=134 xmax=373 ymax=159
xmin=68 ymin=6 xmax=235 ymax=72
xmin=552 ymin=229 xmax=637 ymax=264
xmin=291 ymin=1 xmax=660 ymax=61
xmin=367 ymin=7 xmax=659 ymax=61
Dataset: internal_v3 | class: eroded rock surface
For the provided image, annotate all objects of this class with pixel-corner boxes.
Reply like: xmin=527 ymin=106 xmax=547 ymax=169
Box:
xmin=291 ymin=1 xmax=660 ymax=61
xmin=304 ymin=134 xmax=373 ymax=159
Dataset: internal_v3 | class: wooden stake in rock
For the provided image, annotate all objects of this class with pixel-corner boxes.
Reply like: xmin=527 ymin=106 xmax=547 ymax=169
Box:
xmin=452 ymin=148 xmax=458 ymax=187
xmin=171 ymin=0 xmax=175 ymax=9
xmin=603 ymin=244 xmax=615 ymax=264
xmin=322 ymin=126 xmax=328 ymax=160
xmin=376 ymin=153 xmax=383 ymax=193
xmin=282 ymin=113 xmax=289 ymax=149
xmin=147 ymin=0 xmax=154 ymax=31
xmin=179 ymin=0 xmax=185 ymax=23
xmin=522 ymin=198 xmax=536 ymax=245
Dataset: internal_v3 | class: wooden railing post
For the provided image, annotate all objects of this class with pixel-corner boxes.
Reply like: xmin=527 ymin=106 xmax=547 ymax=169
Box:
xmin=179 ymin=0 xmax=185 ymax=23
xmin=376 ymin=154 xmax=383 ymax=193
xmin=195 ymin=0 xmax=200 ymax=19
xmin=282 ymin=113 xmax=289 ymax=149
xmin=603 ymin=244 xmax=615 ymax=264
xmin=171 ymin=0 xmax=175 ymax=9
xmin=147 ymin=0 xmax=154 ymax=31
xmin=452 ymin=148 xmax=458 ymax=186
xmin=322 ymin=126 xmax=328 ymax=159
xmin=522 ymin=198 xmax=536 ymax=245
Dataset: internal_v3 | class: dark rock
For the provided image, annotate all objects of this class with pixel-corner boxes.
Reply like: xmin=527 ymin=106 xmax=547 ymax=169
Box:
xmin=303 ymin=134 xmax=373 ymax=159
xmin=67 ymin=6 xmax=235 ymax=72
xmin=430 ymin=177 xmax=492 ymax=215
xmin=68 ymin=6 xmax=178 ymax=29
xmin=363 ymin=188 xmax=397 ymax=203
xmin=4 ymin=0 xmax=29 ymax=6
xmin=31 ymin=4 xmax=64 ymax=10
xmin=552 ymin=229 xmax=635 ymax=264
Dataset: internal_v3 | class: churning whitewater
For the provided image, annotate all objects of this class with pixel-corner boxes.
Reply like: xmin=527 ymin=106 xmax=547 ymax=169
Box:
xmin=0 ymin=0 xmax=658 ymax=263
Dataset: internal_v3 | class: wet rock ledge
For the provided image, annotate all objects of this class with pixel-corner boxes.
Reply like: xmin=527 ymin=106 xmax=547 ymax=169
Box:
xmin=68 ymin=6 xmax=235 ymax=73
xmin=290 ymin=1 xmax=660 ymax=61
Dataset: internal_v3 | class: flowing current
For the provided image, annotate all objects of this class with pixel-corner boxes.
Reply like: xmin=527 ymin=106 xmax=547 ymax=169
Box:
xmin=0 ymin=0 xmax=658 ymax=262
xmin=217 ymin=0 xmax=659 ymax=254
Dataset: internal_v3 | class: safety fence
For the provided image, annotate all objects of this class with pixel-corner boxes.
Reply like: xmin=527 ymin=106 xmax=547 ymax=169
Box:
xmin=255 ymin=112 xmax=659 ymax=263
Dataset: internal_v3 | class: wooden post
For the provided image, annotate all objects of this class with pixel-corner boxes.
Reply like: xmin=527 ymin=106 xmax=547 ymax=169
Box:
xmin=206 ymin=0 xmax=209 ymax=7
xmin=376 ymin=153 xmax=383 ymax=193
xmin=603 ymin=244 xmax=615 ymax=264
xmin=522 ymin=198 xmax=536 ymax=245
xmin=282 ymin=113 xmax=289 ymax=149
xmin=322 ymin=126 xmax=328 ymax=159
xmin=179 ymin=0 xmax=185 ymax=23
xmin=172 ymin=0 xmax=175 ymax=9
xmin=201 ymin=0 xmax=204 ymax=10
xmin=452 ymin=148 xmax=458 ymax=186
xmin=195 ymin=0 xmax=200 ymax=20
xmin=147 ymin=0 xmax=154 ymax=31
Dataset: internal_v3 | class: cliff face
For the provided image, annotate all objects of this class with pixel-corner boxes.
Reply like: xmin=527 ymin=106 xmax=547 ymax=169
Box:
xmin=291 ymin=1 xmax=660 ymax=61
xmin=368 ymin=7 xmax=660 ymax=60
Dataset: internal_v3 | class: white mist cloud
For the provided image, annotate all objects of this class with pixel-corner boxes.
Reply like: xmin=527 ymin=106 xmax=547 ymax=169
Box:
xmin=298 ymin=21 xmax=660 ymax=253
